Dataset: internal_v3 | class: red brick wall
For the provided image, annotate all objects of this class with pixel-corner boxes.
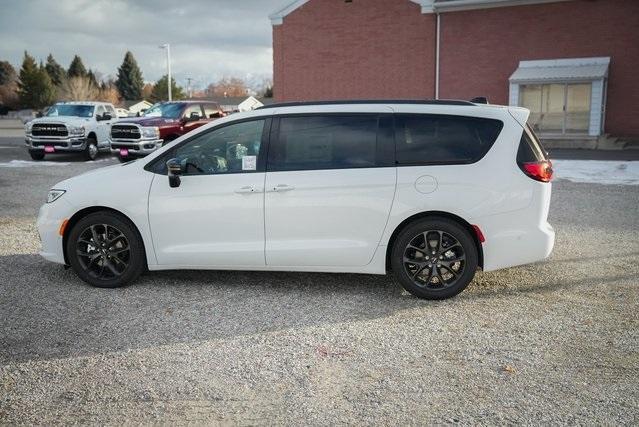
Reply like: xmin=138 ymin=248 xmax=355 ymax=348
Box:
xmin=273 ymin=0 xmax=436 ymax=101
xmin=273 ymin=0 xmax=639 ymax=136
xmin=439 ymin=0 xmax=639 ymax=137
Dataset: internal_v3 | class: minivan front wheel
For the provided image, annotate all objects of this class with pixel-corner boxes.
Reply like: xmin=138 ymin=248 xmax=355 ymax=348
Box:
xmin=391 ymin=218 xmax=478 ymax=299
xmin=66 ymin=212 xmax=145 ymax=288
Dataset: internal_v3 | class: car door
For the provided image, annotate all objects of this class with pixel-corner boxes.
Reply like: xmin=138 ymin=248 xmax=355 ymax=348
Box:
xmin=181 ymin=104 xmax=208 ymax=134
xmin=264 ymin=113 xmax=396 ymax=267
xmin=94 ymin=105 xmax=110 ymax=146
xmin=148 ymin=117 xmax=270 ymax=267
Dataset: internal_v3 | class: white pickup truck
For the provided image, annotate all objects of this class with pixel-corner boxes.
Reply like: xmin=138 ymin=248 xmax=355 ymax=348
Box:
xmin=25 ymin=101 xmax=118 ymax=161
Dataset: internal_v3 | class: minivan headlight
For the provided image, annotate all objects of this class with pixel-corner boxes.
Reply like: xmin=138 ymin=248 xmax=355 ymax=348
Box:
xmin=141 ymin=126 xmax=159 ymax=139
xmin=68 ymin=125 xmax=85 ymax=136
xmin=47 ymin=189 xmax=66 ymax=204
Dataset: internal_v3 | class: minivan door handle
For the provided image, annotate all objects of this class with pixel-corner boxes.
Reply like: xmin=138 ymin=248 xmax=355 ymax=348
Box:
xmin=270 ymin=184 xmax=295 ymax=192
xmin=235 ymin=185 xmax=261 ymax=194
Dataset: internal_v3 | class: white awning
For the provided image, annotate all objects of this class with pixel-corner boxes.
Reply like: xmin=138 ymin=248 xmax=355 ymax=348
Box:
xmin=509 ymin=57 xmax=610 ymax=83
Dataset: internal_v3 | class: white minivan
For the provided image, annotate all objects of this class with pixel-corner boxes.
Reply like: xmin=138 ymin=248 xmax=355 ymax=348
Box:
xmin=37 ymin=100 xmax=554 ymax=299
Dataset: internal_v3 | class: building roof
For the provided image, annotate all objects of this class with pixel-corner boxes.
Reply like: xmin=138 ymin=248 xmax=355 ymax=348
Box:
xmin=119 ymin=100 xmax=153 ymax=109
xmin=509 ymin=57 xmax=610 ymax=83
xmin=270 ymin=0 xmax=575 ymax=24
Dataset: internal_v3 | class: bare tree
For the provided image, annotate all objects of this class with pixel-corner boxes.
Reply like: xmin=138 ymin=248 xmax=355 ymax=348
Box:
xmin=205 ymin=77 xmax=248 ymax=98
xmin=59 ymin=76 xmax=99 ymax=101
xmin=99 ymin=86 xmax=120 ymax=105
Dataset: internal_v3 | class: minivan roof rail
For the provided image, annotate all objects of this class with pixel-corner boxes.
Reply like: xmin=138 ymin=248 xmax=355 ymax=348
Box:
xmin=256 ymin=99 xmax=477 ymax=109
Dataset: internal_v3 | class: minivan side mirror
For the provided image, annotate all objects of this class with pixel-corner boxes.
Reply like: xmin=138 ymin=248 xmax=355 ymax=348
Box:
xmin=167 ymin=158 xmax=183 ymax=188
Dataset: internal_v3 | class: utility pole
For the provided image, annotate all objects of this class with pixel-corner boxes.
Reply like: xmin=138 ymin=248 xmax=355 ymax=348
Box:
xmin=186 ymin=77 xmax=193 ymax=98
xmin=159 ymin=44 xmax=172 ymax=101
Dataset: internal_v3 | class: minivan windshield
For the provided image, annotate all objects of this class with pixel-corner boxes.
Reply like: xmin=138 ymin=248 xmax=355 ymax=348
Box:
xmin=143 ymin=103 xmax=184 ymax=119
xmin=46 ymin=104 xmax=94 ymax=118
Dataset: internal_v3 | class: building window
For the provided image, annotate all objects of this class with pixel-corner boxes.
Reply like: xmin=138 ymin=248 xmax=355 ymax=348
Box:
xmin=509 ymin=57 xmax=609 ymax=137
xmin=520 ymin=83 xmax=591 ymax=135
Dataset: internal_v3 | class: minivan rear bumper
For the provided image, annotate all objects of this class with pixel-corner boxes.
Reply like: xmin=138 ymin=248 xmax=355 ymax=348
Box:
xmin=481 ymin=220 xmax=554 ymax=272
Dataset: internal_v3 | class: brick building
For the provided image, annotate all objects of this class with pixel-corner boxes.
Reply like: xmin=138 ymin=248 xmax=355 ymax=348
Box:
xmin=270 ymin=0 xmax=639 ymax=144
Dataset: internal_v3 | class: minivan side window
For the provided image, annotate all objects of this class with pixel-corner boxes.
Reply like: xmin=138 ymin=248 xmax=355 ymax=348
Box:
xmin=268 ymin=115 xmax=381 ymax=171
xmin=395 ymin=114 xmax=503 ymax=165
xmin=168 ymin=119 xmax=266 ymax=175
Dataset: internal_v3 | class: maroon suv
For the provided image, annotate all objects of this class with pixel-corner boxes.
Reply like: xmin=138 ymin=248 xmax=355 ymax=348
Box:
xmin=109 ymin=101 xmax=225 ymax=161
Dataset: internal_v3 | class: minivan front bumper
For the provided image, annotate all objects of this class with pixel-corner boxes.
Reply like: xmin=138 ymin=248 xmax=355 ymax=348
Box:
xmin=36 ymin=198 xmax=75 ymax=265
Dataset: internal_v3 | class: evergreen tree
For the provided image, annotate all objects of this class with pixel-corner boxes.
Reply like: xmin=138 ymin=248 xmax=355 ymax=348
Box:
xmin=44 ymin=54 xmax=66 ymax=86
xmin=150 ymin=75 xmax=185 ymax=102
xmin=87 ymin=69 xmax=98 ymax=87
xmin=67 ymin=55 xmax=87 ymax=78
xmin=17 ymin=52 xmax=55 ymax=109
xmin=0 ymin=60 xmax=17 ymax=86
xmin=116 ymin=51 xmax=144 ymax=100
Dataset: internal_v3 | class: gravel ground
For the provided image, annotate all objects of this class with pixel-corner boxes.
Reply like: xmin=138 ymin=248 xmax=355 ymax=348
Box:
xmin=0 ymin=137 xmax=638 ymax=424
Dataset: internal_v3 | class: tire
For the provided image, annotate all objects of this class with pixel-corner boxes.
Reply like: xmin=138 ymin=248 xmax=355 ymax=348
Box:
xmin=84 ymin=137 xmax=98 ymax=161
xmin=29 ymin=150 xmax=45 ymax=160
xmin=66 ymin=212 xmax=146 ymax=288
xmin=391 ymin=217 xmax=478 ymax=300
xmin=161 ymin=135 xmax=176 ymax=147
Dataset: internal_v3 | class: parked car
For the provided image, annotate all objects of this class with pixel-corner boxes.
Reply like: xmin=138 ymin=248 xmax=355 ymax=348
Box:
xmin=37 ymin=99 xmax=554 ymax=299
xmin=25 ymin=101 xmax=118 ymax=161
xmin=109 ymin=100 xmax=225 ymax=162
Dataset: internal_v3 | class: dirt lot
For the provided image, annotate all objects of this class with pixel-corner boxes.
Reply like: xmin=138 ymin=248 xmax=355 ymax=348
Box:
xmin=0 ymin=138 xmax=637 ymax=424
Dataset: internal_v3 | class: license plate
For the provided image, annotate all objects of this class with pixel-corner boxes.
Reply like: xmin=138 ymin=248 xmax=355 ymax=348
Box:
xmin=119 ymin=148 xmax=129 ymax=157
xmin=44 ymin=146 xmax=55 ymax=153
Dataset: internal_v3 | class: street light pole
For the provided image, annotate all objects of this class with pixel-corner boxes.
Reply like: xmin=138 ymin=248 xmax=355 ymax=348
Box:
xmin=186 ymin=77 xmax=193 ymax=98
xmin=159 ymin=44 xmax=172 ymax=101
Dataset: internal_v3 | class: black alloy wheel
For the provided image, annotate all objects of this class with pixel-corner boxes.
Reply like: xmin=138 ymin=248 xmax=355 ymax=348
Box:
xmin=66 ymin=212 xmax=145 ymax=288
xmin=391 ymin=218 xmax=478 ymax=299
xmin=76 ymin=224 xmax=130 ymax=280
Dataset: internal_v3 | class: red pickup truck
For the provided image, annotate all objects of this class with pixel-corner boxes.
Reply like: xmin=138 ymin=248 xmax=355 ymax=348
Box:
xmin=109 ymin=101 xmax=225 ymax=161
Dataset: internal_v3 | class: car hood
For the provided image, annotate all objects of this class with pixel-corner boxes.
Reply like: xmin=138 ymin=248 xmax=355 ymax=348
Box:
xmin=30 ymin=116 xmax=93 ymax=126
xmin=116 ymin=117 xmax=179 ymax=127
xmin=54 ymin=161 xmax=138 ymax=189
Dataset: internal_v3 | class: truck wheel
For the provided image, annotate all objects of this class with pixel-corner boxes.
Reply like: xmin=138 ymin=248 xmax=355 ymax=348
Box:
xmin=161 ymin=135 xmax=179 ymax=147
xmin=85 ymin=137 xmax=98 ymax=161
xmin=29 ymin=150 xmax=45 ymax=161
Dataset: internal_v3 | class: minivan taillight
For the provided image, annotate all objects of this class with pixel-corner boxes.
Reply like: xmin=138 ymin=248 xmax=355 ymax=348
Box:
xmin=521 ymin=160 xmax=553 ymax=182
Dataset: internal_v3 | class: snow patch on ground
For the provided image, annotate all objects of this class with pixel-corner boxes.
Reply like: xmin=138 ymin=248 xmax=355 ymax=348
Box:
xmin=552 ymin=160 xmax=639 ymax=185
xmin=0 ymin=160 xmax=71 ymax=168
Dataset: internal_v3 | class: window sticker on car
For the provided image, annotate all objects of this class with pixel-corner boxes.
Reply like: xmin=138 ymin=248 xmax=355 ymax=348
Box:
xmin=242 ymin=155 xmax=257 ymax=170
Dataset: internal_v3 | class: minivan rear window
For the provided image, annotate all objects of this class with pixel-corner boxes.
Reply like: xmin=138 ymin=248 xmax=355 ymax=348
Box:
xmin=268 ymin=115 xmax=380 ymax=171
xmin=394 ymin=114 xmax=503 ymax=165
xmin=517 ymin=124 xmax=548 ymax=163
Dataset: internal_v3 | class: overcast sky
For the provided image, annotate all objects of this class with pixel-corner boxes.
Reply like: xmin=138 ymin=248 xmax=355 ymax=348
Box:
xmin=0 ymin=0 xmax=289 ymax=90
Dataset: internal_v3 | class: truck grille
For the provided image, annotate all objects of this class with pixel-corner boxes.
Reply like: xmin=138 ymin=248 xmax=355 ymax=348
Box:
xmin=111 ymin=124 xmax=141 ymax=140
xmin=31 ymin=123 xmax=68 ymax=137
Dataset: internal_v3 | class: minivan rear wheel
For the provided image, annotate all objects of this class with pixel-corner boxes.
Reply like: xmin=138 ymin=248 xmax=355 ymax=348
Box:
xmin=66 ymin=212 xmax=145 ymax=288
xmin=391 ymin=218 xmax=478 ymax=299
